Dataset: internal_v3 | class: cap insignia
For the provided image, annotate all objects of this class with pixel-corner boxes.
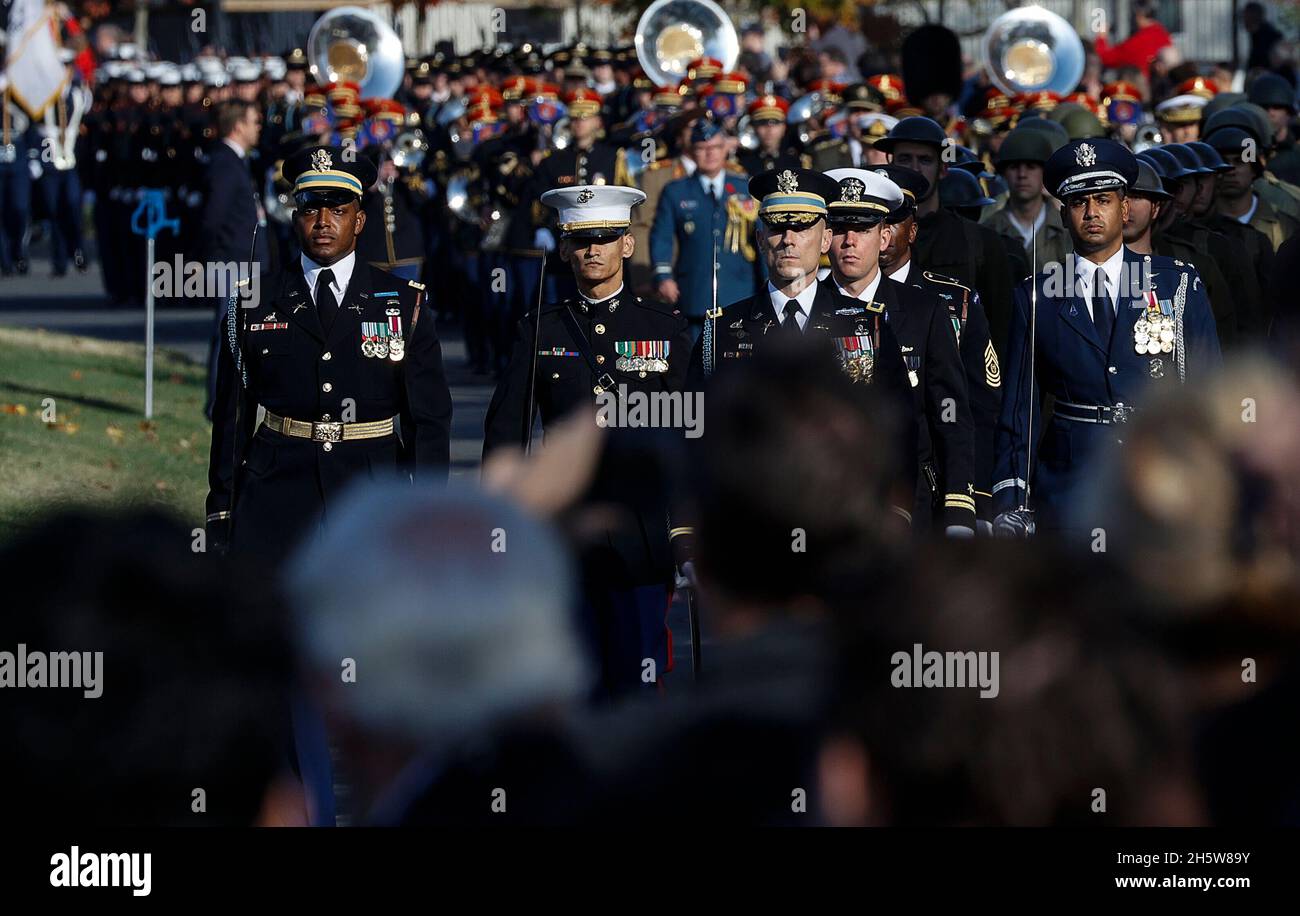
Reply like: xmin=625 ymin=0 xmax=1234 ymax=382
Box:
xmin=311 ymin=149 xmax=333 ymax=172
xmin=776 ymin=169 xmax=798 ymax=194
xmin=1075 ymin=142 xmax=1096 ymax=168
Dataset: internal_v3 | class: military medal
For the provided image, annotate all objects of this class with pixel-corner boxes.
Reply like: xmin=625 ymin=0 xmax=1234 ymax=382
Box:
xmin=361 ymin=321 xmax=391 ymax=358
xmin=1137 ymin=291 xmax=1175 ymax=358
xmin=385 ymin=312 xmax=405 ymax=361
xmin=834 ymin=335 xmax=875 ymax=384
xmin=615 ymin=340 xmax=670 ymax=374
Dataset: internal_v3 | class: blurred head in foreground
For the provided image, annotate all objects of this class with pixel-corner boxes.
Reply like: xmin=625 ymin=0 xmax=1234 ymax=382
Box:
xmin=0 ymin=511 xmax=295 ymax=825
xmin=822 ymin=540 xmax=1204 ymax=826
xmin=688 ymin=337 xmax=902 ymax=635
xmin=1073 ymin=357 xmax=1300 ymax=693
xmin=288 ymin=480 xmax=589 ymax=819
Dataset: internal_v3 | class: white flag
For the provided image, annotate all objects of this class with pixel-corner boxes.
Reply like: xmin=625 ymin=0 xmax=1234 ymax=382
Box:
xmin=5 ymin=0 xmax=66 ymax=118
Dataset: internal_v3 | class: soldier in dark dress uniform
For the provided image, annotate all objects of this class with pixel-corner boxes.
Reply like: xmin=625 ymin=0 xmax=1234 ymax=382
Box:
xmin=994 ymin=140 xmax=1222 ymax=538
xmin=206 ymin=146 xmax=453 ymax=559
xmin=876 ymin=116 xmax=1017 ymax=359
xmin=483 ymin=185 xmax=691 ymax=698
xmin=876 ymin=163 xmax=1003 ymax=527
xmin=822 ymin=167 xmax=977 ymax=534
xmin=688 ymin=167 xmax=918 ymax=518
xmin=356 ymin=108 xmax=432 ymax=281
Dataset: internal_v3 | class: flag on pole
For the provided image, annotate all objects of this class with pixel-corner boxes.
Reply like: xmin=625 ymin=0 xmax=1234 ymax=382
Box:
xmin=5 ymin=0 xmax=67 ymax=118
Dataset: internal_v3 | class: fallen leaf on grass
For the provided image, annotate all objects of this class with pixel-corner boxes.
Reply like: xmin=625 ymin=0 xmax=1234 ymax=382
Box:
xmin=1 ymin=403 xmax=28 ymax=415
xmin=154 ymin=480 xmax=171 ymax=492
xmin=139 ymin=420 xmax=158 ymax=433
xmin=105 ymin=424 xmax=125 ymax=443
xmin=70 ymin=370 xmax=83 ymax=381
xmin=46 ymin=421 xmax=78 ymax=434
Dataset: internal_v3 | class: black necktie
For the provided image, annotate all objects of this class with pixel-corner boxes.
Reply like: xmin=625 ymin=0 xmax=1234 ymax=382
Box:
xmin=316 ymin=267 xmax=339 ymax=330
xmin=1090 ymin=266 xmax=1113 ymax=345
xmin=781 ymin=299 xmax=802 ymax=334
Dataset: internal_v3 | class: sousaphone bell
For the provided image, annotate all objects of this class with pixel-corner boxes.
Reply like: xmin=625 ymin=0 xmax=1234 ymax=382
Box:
xmin=634 ymin=0 xmax=739 ymax=89
xmin=982 ymin=5 xmax=1086 ymax=97
xmin=307 ymin=5 xmax=405 ymax=100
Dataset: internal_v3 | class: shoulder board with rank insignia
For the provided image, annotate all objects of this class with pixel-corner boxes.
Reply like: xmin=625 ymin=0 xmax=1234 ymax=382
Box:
xmin=922 ymin=270 xmax=970 ymax=290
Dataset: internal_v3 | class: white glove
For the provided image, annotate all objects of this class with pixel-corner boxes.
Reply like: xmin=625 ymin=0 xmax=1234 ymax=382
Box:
xmin=533 ymin=228 xmax=556 ymax=252
xmin=674 ymin=560 xmax=697 ymax=592
xmin=993 ymin=509 xmax=1036 ymax=539
xmin=28 ymin=158 xmax=42 ymax=181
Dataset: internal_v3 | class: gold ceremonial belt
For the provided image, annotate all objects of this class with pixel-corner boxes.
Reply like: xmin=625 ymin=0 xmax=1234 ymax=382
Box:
xmin=262 ymin=410 xmax=395 ymax=443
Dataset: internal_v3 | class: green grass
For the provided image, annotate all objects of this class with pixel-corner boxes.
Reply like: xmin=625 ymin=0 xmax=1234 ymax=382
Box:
xmin=0 ymin=327 xmax=210 ymax=540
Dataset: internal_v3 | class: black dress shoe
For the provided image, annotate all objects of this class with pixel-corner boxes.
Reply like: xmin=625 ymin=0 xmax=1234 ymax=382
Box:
xmin=15 ymin=259 xmax=28 ymax=275
xmin=73 ymin=249 xmax=88 ymax=272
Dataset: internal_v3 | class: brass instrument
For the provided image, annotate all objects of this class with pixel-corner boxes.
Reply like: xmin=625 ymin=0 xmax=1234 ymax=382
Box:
xmin=786 ymin=92 xmax=828 ymax=148
xmin=390 ymin=130 xmax=427 ymax=171
xmin=307 ymin=5 xmax=404 ymax=100
xmin=1132 ymin=123 xmax=1163 ymax=153
xmin=736 ymin=113 xmax=758 ymax=151
xmin=634 ymin=0 xmax=739 ymax=88
xmin=982 ymin=5 xmax=1086 ymax=97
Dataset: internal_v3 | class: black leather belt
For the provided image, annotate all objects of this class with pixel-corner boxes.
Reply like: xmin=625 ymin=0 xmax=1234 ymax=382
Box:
xmin=1054 ymin=400 xmax=1135 ymax=425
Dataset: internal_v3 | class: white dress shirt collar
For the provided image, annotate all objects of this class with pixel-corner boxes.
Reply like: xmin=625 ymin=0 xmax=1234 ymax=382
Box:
xmin=580 ymin=283 xmax=623 ymax=304
xmin=222 ymin=137 xmax=246 ymax=159
xmin=1238 ymin=194 xmax=1259 ymax=224
xmin=891 ymin=259 xmax=912 ymax=284
xmin=768 ymin=278 xmax=819 ymax=330
xmin=834 ymin=268 xmax=884 ymax=304
xmin=1075 ymin=245 xmax=1126 ymax=317
xmin=699 ymin=172 xmax=724 ymax=198
xmin=302 ymin=250 xmax=356 ymax=304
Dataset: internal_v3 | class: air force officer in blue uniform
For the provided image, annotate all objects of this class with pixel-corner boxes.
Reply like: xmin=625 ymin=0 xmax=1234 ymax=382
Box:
xmin=993 ymin=138 xmax=1222 ymax=535
xmin=650 ymin=116 xmax=760 ymax=338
